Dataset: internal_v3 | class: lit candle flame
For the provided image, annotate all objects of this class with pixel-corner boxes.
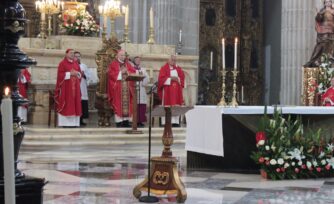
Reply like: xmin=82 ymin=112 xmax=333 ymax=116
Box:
xmin=4 ymin=87 xmax=10 ymax=96
xmin=235 ymin=37 xmax=238 ymax=43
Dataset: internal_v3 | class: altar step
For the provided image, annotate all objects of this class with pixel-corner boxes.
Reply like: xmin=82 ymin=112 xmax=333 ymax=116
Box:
xmin=21 ymin=126 xmax=187 ymax=150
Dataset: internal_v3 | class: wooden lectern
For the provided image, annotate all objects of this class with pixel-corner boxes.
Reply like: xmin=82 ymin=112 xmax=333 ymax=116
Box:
xmin=126 ymin=74 xmax=146 ymax=134
xmin=133 ymin=105 xmax=193 ymax=203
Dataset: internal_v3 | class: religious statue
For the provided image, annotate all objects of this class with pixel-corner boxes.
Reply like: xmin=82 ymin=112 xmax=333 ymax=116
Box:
xmin=305 ymin=0 xmax=334 ymax=67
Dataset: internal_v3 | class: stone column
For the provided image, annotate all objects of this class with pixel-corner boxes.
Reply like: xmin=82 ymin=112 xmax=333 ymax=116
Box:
xmin=280 ymin=0 xmax=316 ymax=105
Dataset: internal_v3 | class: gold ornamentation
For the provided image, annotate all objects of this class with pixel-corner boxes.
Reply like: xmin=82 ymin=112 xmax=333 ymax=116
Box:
xmin=230 ymin=70 xmax=239 ymax=107
xmin=302 ymin=68 xmax=319 ymax=106
xmin=147 ymin=27 xmax=155 ymax=44
xmin=218 ymin=69 xmax=228 ymax=106
xmin=152 ymin=171 xmax=169 ymax=185
xmin=5 ymin=21 xmax=24 ymax=33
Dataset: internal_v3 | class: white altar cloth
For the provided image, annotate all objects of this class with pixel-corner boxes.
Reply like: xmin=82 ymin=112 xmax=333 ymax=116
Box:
xmin=185 ymin=106 xmax=334 ymax=157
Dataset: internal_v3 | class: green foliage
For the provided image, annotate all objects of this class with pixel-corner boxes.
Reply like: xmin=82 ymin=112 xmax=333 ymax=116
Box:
xmin=251 ymin=109 xmax=334 ymax=180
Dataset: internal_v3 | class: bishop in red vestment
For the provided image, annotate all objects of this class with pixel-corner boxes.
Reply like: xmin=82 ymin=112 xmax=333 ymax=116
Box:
xmin=18 ymin=68 xmax=31 ymax=122
xmin=54 ymin=49 xmax=82 ymax=127
xmin=107 ymin=50 xmax=136 ymax=127
xmin=322 ymin=78 xmax=334 ymax=106
xmin=158 ymin=55 xmax=185 ymax=106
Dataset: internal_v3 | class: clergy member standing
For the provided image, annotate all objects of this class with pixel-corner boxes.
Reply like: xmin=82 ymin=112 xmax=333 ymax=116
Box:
xmin=55 ymin=49 xmax=82 ymax=127
xmin=158 ymin=55 xmax=185 ymax=127
xmin=133 ymin=56 xmax=149 ymax=127
xmin=107 ymin=50 xmax=136 ymax=127
xmin=17 ymin=68 xmax=31 ymax=123
xmin=74 ymin=51 xmax=90 ymax=126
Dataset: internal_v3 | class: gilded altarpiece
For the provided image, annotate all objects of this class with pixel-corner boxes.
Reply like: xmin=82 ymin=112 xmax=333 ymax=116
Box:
xmin=198 ymin=0 xmax=264 ymax=105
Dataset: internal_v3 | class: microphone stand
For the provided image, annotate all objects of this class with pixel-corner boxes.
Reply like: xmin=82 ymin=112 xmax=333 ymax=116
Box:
xmin=139 ymin=83 xmax=159 ymax=203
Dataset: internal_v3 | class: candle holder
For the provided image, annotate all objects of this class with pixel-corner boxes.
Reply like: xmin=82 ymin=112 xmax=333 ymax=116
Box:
xmin=123 ymin=24 xmax=130 ymax=43
xmin=147 ymin=27 xmax=155 ymax=44
xmin=230 ymin=69 xmax=239 ymax=107
xmin=0 ymin=0 xmax=46 ymax=203
xmin=37 ymin=13 xmax=46 ymax=38
xmin=176 ymin=41 xmax=182 ymax=55
xmin=47 ymin=14 xmax=52 ymax=36
xmin=218 ymin=68 xmax=228 ymax=106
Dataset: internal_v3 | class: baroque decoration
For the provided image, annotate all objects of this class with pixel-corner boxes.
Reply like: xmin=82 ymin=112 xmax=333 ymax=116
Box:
xmin=198 ymin=0 xmax=263 ymax=105
xmin=251 ymin=109 xmax=334 ymax=180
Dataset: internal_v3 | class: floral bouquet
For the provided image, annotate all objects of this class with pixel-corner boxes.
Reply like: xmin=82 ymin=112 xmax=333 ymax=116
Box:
xmin=251 ymin=108 xmax=334 ymax=180
xmin=318 ymin=54 xmax=334 ymax=94
xmin=59 ymin=8 xmax=100 ymax=37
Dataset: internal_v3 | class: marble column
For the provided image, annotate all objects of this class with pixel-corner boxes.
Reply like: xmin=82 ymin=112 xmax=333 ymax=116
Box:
xmin=280 ymin=0 xmax=316 ymax=105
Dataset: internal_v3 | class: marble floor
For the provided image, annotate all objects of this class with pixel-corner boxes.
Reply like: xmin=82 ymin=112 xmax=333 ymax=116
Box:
xmin=18 ymin=127 xmax=334 ymax=204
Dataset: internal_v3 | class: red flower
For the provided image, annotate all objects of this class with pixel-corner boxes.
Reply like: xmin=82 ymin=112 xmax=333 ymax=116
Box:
xmin=316 ymin=167 xmax=322 ymax=172
xmin=256 ymin=132 xmax=266 ymax=143
xmin=295 ymin=168 xmax=300 ymax=173
xmin=281 ymin=167 xmax=285 ymax=172
xmin=326 ymin=164 xmax=331 ymax=170
xmin=258 ymin=157 xmax=265 ymax=163
xmin=276 ymin=168 xmax=281 ymax=173
xmin=301 ymin=164 xmax=306 ymax=169
xmin=265 ymin=160 xmax=270 ymax=166
xmin=309 ymin=167 xmax=313 ymax=171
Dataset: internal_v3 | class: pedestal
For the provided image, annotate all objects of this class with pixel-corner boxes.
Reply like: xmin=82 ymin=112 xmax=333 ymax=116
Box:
xmin=133 ymin=106 xmax=192 ymax=203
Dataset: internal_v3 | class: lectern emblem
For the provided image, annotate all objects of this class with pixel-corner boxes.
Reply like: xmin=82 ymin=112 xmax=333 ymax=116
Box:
xmin=152 ymin=171 xmax=169 ymax=185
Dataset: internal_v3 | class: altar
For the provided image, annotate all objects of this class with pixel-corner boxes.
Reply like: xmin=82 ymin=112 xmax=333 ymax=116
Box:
xmin=185 ymin=106 xmax=334 ymax=172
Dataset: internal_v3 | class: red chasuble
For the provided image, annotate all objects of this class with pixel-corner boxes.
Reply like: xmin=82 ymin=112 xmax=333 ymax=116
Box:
xmin=107 ymin=59 xmax=136 ymax=118
xmin=54 ymin=58 xmax=82 ymax=116
xmin=18 ymin=68 xmax=31 ymax=99
xmin=322 ymin=87 xmax=334 ymax=106
xmin=158 ymin=63 xmax=185 ymax=106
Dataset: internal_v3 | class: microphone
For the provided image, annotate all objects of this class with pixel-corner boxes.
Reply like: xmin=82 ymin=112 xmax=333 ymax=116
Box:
xmin=147 ymin=82 xmax=158 ymax=95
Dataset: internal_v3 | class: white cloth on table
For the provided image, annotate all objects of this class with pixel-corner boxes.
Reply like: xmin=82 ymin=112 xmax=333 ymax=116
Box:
xmin=58 ymin=114 xmax=80 ymax=127
xmin=185 ymin=106 xmax=224 ymax=157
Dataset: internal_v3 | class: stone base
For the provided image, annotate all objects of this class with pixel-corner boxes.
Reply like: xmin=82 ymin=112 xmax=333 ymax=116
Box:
xmin=0 ymin=176 xmax=46 ymax=204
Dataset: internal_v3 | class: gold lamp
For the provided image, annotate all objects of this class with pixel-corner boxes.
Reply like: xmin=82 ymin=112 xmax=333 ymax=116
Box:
xmin=98 ymin=0 xmax=124 ymax=39
xmin=35 ymin=0 xmax=64 ymax=38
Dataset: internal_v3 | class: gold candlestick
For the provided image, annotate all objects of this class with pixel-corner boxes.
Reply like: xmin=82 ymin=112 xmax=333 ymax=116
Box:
xmin=218 ymin=68 xmax=228 ymax=106
xmin=147 ymin=27 xmax=155 ymax=44
xmin=123 ymin=24 xmax=130 ymax=43
xmin=47 ymin=14 xmax=52 ymax=36
xmin=38 ymin=16 xmax=47 ymax=38
xmin=230 ymin=69 xmax=239 ymax=107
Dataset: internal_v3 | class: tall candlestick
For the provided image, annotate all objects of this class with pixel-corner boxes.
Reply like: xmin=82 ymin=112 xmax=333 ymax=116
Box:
xmin=210 ymin=51 xmax=213 ymax=70
xmin=234 ymin=37 xmax=238 ymax=70
xmin=41 ymin=12 xmax=45 ymax=21
xmin=222 ymin=38 xmax=225 ymax=69
xmin=1 ymin=87 xmax=15 ymax=204
xmin=149 ymin=7 xmax=154 ymax=28
xmin=125 ymin=5 xmax=129 ymax=26
xmin=179 ymin=29 xmax=182 ymax=42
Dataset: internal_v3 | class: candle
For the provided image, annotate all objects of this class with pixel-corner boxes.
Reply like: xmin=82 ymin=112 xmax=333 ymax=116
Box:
xmin=234 ymin=37 xmax=238 ymax=70
xmin=179 ymin=29 xmax=182 ymax=42
xmin=210 ymin=51 xmax=213 ymax=70
xmin=41 ymin=12 xmax=46 ymax=21
xmin=1 ymin=87 xmax=15 ymax=204
xmin=98 ymin=5 xmax=103 ymax=14
xmin=125 ymin=5 xmax=129 ymax=26
xmin=241 ymin=86 xmax=244 ymax=103
xmin=222 ymin=38 xmax=225 ymax=69
xmin=149 ymin=7 xmax=154 ymax=28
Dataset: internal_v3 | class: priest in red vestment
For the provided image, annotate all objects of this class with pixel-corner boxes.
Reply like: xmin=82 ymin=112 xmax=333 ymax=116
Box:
xmin=322 ymin=78 xmax=334 ymax=106
xmin=18 ymin=68 xmax=31 ymax=122
xmin=107 ymin=50 xmax=136 ymax=127
xmin=54 ymin=49 xmax=82 ymax=127
xmin=158 ymin=55 xmax=185 ymax=127
xmin=158 ymin=55 xmax=185 ymax=106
